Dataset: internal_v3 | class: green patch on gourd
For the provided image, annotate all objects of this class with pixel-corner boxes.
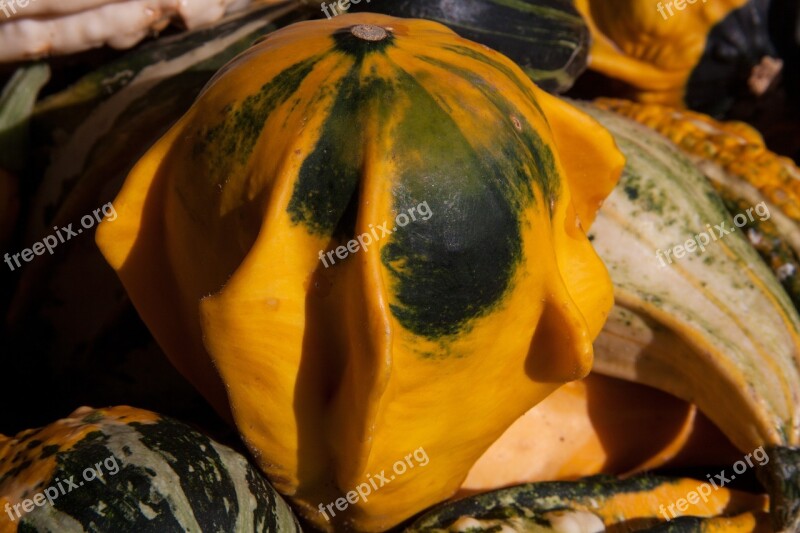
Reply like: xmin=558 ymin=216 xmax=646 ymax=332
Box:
xmin=441 ymin=45 xmax=547 ymax=118
xmin=288 ymin=61 xmax=365 ymax=237
xmin=132 ymin=419 xmax=240 ymax=531
xmin=193 ymin=57 xmax=321 ymax=190
xmin=381 ymin=68 xmax=524 ymax=340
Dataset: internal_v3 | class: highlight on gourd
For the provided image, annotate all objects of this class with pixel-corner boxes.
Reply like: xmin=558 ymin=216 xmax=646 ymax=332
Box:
xmin=96 ymin=13 xmax=625 ymax=531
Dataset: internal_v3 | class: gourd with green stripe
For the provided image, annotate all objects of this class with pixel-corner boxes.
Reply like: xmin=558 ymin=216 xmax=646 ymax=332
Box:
xmin=407 ymin=474 xmax=769 ymax=532
xmin=97 ymin=13 xmax=623 ymax=532
xmin=592 ymin=97 xmax=800 ymax=312
xmin=0 ymin=407 xmax=300 ymax=532
xmin=346 ymin=0 xmax=590 ymax=93
xmin=576 ymin=101 xmax=800 ymax=532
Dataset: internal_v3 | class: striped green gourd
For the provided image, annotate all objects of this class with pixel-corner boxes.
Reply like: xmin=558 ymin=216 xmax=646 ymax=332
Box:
xmin=578 ymin=101 xmax=800 ymax=532
xmin=0 ymin=406 xmax=300 ymax=532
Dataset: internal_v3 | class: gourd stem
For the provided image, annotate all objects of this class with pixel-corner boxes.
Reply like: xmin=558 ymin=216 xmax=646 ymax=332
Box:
xmin=351 ymin=24 xmax=389 ymax=42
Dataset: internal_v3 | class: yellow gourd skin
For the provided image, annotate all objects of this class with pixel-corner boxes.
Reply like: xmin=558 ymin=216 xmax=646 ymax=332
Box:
xmin=460 ymin=373 xmax=741 ymax=494
xmin=574 ymin=0 xmax=749 ymax=106
xmin=97 ymin=14 xmax=623 ymax=531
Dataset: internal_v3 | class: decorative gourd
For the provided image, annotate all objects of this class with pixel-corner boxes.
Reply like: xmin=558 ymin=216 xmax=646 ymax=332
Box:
xmin=0 ymin=406 xmax=301 ymax=532
xmin=594 ymin=98 xmax=800 ymax=220
xmin=461 ymin=373 xmax=740 ymax=494
xmin=410 ymin=475 xmax=769 ymax=532
xmin=96 ymin=13 xmax=624 ymax=531
xmin=593 ymin=98 xmax=800 ymax=310
xmin=347 ymin=0 xmax=589 ymax=94
xmin=577 ymin=101 xmax=800 ymax=531
xmin=573 ymin=0 xmax=779 ymax=116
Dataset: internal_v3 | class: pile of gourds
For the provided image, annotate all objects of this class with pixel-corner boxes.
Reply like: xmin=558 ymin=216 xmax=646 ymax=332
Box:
xmin=1 ymin=0 xmax=799 ymax=532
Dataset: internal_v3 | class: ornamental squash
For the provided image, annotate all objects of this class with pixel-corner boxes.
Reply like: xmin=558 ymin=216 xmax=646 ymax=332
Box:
xmin=0 ymin=406 xmax=300 ymax=533
xmin=576 ymin=101 xmax=800 ymax=531
xmin=593 ymin=98 xmax=800 ymax=310
xmin=573 ymin=0 xmax=779 ymax=116
xmin=96 ymin=13 xmax=624 ymax=531
xmin=411 ymin=474 xmax=769 ymax=532
xmin=593 ymin=98 xmax=800 ymax=221
xmin=347 ymin=0 xmax=590 ymax=93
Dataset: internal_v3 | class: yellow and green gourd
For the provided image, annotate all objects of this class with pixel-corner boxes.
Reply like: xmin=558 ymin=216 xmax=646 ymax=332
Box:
xmin=97 ymin=13 xmax=623 ymax=531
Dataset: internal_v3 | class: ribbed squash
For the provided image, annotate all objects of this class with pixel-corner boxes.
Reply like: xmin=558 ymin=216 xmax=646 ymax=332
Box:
xmin=594 ymin=98 xmax=800 ymax=310
xmin=577 ymin=101 xmax=800 ymax=531
xmin=411 ymin=475 xmax=769 ymax=532
xmin=96 ymin=13 xmax=624 ymax=531
xmin=573 ymin=0 xmax=778 ymax=115
xmin=0 ymin=407 xmax=300 ymax=533
xmin=594 ymin=98 xmax=800 ymax=220
xmin=461 ymin=373 xmax=741 ymax=495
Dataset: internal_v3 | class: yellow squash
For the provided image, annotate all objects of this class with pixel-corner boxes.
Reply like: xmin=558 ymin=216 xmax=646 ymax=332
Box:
xmin=96 ymin=13 xmax=624 ymax=531
xmin=573 ymin=0 xmax=777 ymax=112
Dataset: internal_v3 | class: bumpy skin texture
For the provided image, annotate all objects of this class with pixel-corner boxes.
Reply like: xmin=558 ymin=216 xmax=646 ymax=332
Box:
xmin=97 ymin=13 xmax=623 ymax=531
xmin=0 ymin=407 xmax=300 ymax=533
xmin=594 ymin=98 xmax=800 ymax=221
